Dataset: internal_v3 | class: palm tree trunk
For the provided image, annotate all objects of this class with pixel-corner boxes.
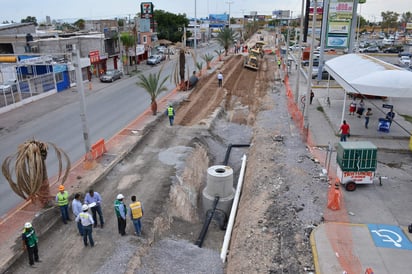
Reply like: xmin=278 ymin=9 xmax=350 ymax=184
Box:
xmin=38 ymin=162 xmax=50 ymax=205
xmin=151 ymin=100 xmax=157 ymax=115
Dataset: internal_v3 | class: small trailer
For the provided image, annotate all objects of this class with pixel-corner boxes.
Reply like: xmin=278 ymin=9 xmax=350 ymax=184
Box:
xmin=336 ymin=141 xmax=377 ymax=191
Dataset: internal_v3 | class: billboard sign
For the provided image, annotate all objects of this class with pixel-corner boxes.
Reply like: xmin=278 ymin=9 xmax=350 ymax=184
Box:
xmin=141 ymin=2 xmax=154 ymax=19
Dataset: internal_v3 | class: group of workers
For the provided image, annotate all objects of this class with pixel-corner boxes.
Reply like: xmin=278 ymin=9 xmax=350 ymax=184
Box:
xmin=22 ymin=186 xmax=144 ymax=268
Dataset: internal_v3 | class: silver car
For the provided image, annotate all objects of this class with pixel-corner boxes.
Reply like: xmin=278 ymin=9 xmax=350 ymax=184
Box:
xmin=0 ymin=80 xmax=18 ymax=94
xmin=99 ymin=69 xmax=122 ymax=82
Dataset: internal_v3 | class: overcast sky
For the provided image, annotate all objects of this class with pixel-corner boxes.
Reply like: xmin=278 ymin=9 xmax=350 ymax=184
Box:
xmin=0 ymin=0 xmax=410 ymax=23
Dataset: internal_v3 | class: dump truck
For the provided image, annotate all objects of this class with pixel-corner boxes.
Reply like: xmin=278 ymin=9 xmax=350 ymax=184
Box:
xmin=336 ymin=141 xmax=378 ymax=191
xmin=244 ymin=49 xmax=260 ymax=70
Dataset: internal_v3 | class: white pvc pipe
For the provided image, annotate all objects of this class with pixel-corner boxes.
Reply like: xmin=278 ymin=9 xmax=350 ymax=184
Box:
xmin=220 ymin=154 xmax=247 ymax=263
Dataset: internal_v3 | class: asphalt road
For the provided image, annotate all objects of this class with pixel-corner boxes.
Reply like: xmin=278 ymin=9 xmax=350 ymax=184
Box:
xmin=0 ymin=43 xmax=219 ymax=217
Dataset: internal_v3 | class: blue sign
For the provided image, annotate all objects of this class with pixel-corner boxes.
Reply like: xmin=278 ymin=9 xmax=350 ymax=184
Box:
xmin=368 ymin=224 xmax=412 ymax=250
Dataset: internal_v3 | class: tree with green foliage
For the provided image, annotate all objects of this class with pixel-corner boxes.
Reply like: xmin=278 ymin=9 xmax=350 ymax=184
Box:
xmin=21 ymin=16 xmax=37 ymax=26
xmin=136 ymin=68 xmax=169 ymax=115
xmin=214 ymin=27 xmax=239 ymax=56
xmin=154 ymin=10 xmax=189 ymax=43
xmin=202 ymin=53 xmax=214 ymax=69
xmin=401 ymin=12 xmax=412 ymax=24
xmin=381 ymin=11 xmax=399 ymax=32
xmin=120 ymin=32 xmax=135 ymax=75
xmin=73 ymin=19 xmax=85 ymax=30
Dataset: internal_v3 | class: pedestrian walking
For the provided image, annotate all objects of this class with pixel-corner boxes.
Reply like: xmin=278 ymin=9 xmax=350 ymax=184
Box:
xmin=75 ymin=204 xmax=95 ymax=247
xmin=55 ymin=185 xmax=70 ymax=224
xmin=277 ymin=59 xmax=281 ymax=69
xmin=72 ymin=193 xmax=84 ymax=236
xmin=339 ymin=120 xmax=350 ymax=142
xmin=22 ymin=222 xmax=41 ymax=268
xmin=349 ymin=99 xmax=357 ymax=115
xmin=129 ymin=195 xmax=144 ymax=236
xmin=114 ymin=194 xmax=127 ymax=236
xmin=166 ymin=105 xmax=175 ymax=126
xmin=356 ymin=99 xmax=365 ymax=118
xmin=217 ymin=71 xmax=223 ymax=87
xmin=310 ymin=90 xmax=314 ymax=105
xmin=365 ymin=108 xmax=372 ymax=128
xmin=84 ymin=189 xmax=105 ymax=228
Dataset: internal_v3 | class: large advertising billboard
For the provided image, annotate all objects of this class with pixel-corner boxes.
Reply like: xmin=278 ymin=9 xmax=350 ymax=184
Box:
xmin=326 ymin=0 xmax=354 ymax=48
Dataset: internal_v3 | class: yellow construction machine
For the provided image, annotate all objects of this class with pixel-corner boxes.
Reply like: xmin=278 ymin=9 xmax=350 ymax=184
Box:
xmin=244 ymin=49 xmax=260 ymax=70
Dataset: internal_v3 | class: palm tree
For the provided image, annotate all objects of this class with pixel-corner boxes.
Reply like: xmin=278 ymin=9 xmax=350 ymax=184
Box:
xmin=2 ymin=139 xmax=70 ymax=205
xmin=120 ymin=32 xmax=135 ymax=75
xmin=195 ymin=61 xmax=203 ymax=76
xmin=202 ymin=54 xmax=213 ymax=69
xmin=136 ymin=69 xmax=169 ymax=115
xmin=214 ymin=49 xmax=224 ymax=61
xmin=215 ymin=27 xmax=239 ymax=56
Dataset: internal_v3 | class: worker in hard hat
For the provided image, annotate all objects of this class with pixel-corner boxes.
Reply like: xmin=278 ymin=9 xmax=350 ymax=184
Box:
xmin=114 ymin=194 xmax=127 ymax=236
xmin=22 ymin=222 xmax=41 ymax=267
xmin=55 ymin=185 xmax=70 ymax=224
xmin=75 ymin=204 xmax=95 ymax=247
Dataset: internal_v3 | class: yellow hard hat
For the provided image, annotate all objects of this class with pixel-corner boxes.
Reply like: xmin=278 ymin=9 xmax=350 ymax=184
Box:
xmin=59 ymin=185 xmax=65 ymax=191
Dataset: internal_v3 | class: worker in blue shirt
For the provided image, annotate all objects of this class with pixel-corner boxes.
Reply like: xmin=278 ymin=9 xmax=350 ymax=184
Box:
xmin=84 ymin=189 xmax=105 ymax=228
xmin=72 ymin=193 xmax=84 ymax=236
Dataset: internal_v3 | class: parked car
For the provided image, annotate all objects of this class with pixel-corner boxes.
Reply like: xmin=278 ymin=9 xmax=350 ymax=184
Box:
xmin=399 ymin=56 xmax=411 ymax=66
xmin=383 ymin=47 xmax=403 ymax=53
xmin=99 ymin=69 xmax=122 ymax=82
xmin=398 ymin=52 xmax=412 ymax=58
xmin=158 ymin=53 xmax=166 ymax=61
xmin=364 ymin=46 xmax=379 ymax=53
xmin=0 ymin=80 xmax=18 ymax=94
xmin=147 ymin=55 xmax=162 ymax=65
xmin=312 ymin=69 xmax=334 ymax=80
xmin=302 ymin=58 xmax=319 ymax=67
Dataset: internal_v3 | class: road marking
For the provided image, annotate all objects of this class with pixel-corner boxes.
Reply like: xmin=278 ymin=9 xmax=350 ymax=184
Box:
xmin=368 ymin=224 xmax=412 ymax=250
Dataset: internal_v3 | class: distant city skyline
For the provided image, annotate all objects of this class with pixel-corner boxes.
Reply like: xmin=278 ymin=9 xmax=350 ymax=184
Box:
xmin=0 ymin=0 xmax=411 ymax=24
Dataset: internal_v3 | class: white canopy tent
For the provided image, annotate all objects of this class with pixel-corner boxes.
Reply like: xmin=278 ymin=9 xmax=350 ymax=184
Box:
xmin=324 ymin=53 xmax=412 ymax=98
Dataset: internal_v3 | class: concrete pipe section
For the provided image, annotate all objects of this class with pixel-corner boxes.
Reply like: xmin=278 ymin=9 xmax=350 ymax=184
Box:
xmin=202 ymin=165 xmax=235 ymax=216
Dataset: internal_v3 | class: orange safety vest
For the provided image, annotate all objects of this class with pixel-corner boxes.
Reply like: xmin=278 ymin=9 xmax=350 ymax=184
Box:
xmin=130 ymin=201 xmax=143 ymax=219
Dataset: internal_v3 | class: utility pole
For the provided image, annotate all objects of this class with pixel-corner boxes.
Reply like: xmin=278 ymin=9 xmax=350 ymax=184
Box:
xmin=194 ymin=0 xmax=197 ymax=50
xmin=295 ymin=0 xmax=306 ymax=104
xmin=226 ymin=1 xmax=234 ymax=28
xmin=348 ymin=0 xmax=359 ymax=53
xmin=317 ymin=0 xmax=329 ymax=81
xmin=72 ymin=44 xmax=91 ymax=155
xmin=303 ymin=0 xmax=317 ymax=130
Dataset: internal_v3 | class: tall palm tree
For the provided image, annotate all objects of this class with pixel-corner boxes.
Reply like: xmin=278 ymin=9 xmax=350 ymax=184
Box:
xmin=215 ymin=27 xmax=239 ymax=56
xmin=120 ymin=32 xmax=135 ymax=75
xmin=2 ymin=139 xmax=70 ymax=205
xmin=136 ymin=69 xmax=169 ymax=115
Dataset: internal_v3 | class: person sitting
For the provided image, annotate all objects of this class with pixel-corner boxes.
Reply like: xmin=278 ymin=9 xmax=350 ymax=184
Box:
xmin=188 ymin=71 xmax=199 ymax=89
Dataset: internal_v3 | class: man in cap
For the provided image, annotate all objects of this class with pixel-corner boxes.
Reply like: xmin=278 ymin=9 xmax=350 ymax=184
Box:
xmin=75 ymin=204 xmax=95 ymax=247
xmin=55 ymin=185 xmax=70 ymax=224
xmin=114 ymin=194 xmax=127 ymax=236
xmin=22 ymin=222 xmax=41 ymax=267
xmin=84 ymin=188 xmax=105 ymax=228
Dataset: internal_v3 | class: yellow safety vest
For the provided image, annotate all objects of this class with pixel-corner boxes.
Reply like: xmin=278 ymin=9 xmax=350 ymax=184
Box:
xmin=167 ymin=107 xmax=174 ymax=117
xmin=130 ymin=201 xmax=143 ymax=219
xmin=56 ymin=191 xmax=69 ymax=206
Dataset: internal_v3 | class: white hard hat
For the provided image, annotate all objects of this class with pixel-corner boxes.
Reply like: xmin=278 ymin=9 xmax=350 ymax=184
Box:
xmin=82 ymin=204 xmax=89 ymax=211
xmin=117 ymin=194 xmax=124 ymax=200
xmin=24 ymin=222 xmax=32 ymax=229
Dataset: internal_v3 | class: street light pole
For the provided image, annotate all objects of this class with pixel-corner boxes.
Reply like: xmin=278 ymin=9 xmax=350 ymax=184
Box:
xmin=194 ymin=0 xmax=197 ymax=50
xmin=226 ymin=1 xmax=234 ymax=28
xmin=294 ymin=0 xmax=306 ymax=104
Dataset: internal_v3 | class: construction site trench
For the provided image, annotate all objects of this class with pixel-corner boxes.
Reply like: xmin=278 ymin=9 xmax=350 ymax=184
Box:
xmin=6 ymin=53 xmax=327 ymax=274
